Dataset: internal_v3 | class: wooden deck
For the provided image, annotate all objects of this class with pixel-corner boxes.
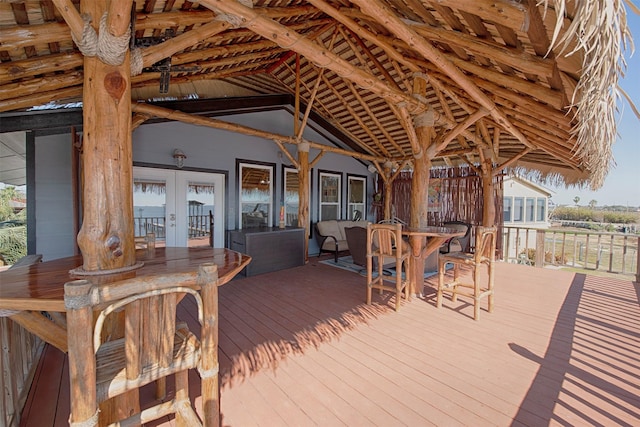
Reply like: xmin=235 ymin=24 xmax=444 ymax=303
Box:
xmin=19 ymin=257 xmax=640 ymax=426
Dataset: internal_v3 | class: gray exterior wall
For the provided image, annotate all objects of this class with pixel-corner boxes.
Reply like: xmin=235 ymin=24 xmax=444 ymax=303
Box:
xmin=34 ymin=133 xmax=76 ymax=261
xmin=32 ymin=109 xmax=372 ymax=259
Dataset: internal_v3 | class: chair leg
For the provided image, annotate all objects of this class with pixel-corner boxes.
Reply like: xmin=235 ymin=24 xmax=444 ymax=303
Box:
xmin=450 ymin=264 xmax=459 ymax=302
xmin=488 ymin=260 xmax=495 ymax=313
xmin=473 ymin=263 xmax=481 ymax=321
xmin=366 ymin=257 xmax=373 ymax=305
xmin=174 ymin=370 xmax=190 ymax=427
xmin=437 ymin=259 xmax=445 ymax=308
xmin=394 ymin=260 xmax=402 ymax=311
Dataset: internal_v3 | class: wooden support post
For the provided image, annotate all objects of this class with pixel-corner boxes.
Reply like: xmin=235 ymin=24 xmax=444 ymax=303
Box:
xmin=409 ymin=74 xmax=434 ymax=297
xmin=298 ymin=142 xmax=310 ymax=263
xmin=76 ymin=1 xmax=136 ymax=273
xmin=383 ymin=161 xmax=393 ymax=220
xmin=480 ymin=148 xmax=496 ymax=227
xmin=536 ymin=229 xmax=545 ymax=268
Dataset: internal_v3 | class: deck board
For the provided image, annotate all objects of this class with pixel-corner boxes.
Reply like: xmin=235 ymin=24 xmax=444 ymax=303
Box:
xmin=18 ymin=258 xmax=640 ymax=426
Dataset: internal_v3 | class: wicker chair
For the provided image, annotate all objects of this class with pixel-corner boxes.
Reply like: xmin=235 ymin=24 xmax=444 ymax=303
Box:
xmin=437 ymin=226 xmax=497 ymax=320
xmin=65 ymin=263 xmax=220 ymax=426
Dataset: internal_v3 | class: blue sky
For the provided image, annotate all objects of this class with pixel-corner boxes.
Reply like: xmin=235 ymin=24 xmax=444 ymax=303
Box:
xmin=546 ymin=7 xmax=640 ymax=207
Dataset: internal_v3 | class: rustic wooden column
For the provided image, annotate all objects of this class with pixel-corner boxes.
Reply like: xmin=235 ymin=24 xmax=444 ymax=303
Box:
xmin=298 ymin=141 xmax=310 ymax=262
xmin=409 ymin=76 xmax=435 ymax=297
xmin=383 ymin=161 xmax=393 ymax=220
xmin=76 ymin=0 xmax=136 ymax=273
xmin=480 ymin=148 xmax=496 ymax=227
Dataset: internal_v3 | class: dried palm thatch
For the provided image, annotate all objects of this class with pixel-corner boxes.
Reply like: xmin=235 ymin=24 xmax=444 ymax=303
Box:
xmin=541 ymin=0 xmax=637 ymax=188
xmin=0 ymin=0 xmax=636 ymax=190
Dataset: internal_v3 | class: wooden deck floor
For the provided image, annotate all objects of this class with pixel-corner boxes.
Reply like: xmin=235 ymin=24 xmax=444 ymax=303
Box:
xmin=20 ymin=257 xmax=640 ymax=426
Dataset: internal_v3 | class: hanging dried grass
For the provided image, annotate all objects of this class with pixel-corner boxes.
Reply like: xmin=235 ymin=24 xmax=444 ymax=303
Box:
xmin=540 ymin=0 xmax=635 ymax=189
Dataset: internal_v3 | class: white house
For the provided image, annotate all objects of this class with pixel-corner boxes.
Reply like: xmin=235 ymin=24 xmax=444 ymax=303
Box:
xmin=502 ymin=175 xmax=554 ymax=262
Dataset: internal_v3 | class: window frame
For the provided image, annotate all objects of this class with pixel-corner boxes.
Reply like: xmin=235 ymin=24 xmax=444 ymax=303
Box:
xmin=526 ymin=197 xmax=535 ymax=222
xmin=318 ymin=170 xmax=342 ymax=221
xmin=536 ymin=197 xmax=546 ymax=222
xmin=346 ymin=174 xmax=366 ymax=221
xmin=503 ymin=197 xmax=513 ymax=222
xmin=237 ymin=160 xmax=275 ymax=229
xmin=513 ymin=197 xmax=524 ymax=222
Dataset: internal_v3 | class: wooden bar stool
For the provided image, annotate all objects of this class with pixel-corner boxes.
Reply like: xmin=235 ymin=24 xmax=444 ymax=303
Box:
xmin=65 ymin=263 xmax=220 ymax=426
xmin=366 ymin=223 xmax=411 ymax=311
xmin=437 ymin=226 xmax=497 ymax=320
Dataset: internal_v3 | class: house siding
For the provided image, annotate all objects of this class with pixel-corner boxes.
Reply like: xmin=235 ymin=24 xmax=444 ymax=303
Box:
xmin=32 ymin=109 xmax=372 ymax=259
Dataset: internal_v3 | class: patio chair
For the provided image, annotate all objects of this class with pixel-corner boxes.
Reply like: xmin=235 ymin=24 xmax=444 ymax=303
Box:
xmin=366 ymin=223 xmax=411 ymax=311
xmin=344 ymin=226 xmax=368 ymax=267
xmin=437 ymin=226 xmax=497 ymax=320
xmin=439 ymin=221 xmax=472 ymax=254
xmin=65 ymin=263 xmax=220 ymax=426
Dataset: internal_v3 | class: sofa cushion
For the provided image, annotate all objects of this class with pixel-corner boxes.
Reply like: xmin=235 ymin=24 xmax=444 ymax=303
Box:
xmin=316 ymin=220 xmax=341 ymax=239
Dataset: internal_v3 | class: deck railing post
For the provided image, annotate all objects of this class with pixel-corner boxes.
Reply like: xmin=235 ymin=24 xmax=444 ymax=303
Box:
xmin=535 ymin=229 xmax=545 ymax=267
xmin=636 ymin=236 xmax=640 ymax=283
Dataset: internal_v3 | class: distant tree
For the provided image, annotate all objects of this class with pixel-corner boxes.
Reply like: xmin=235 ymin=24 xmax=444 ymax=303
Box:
xmin=0 ymin=186 xmax=24 ymax=221
xmin=573 ymin=196 xmax=580 ymax=206
xmin=588 ymin=199 xmax=597 ymax=209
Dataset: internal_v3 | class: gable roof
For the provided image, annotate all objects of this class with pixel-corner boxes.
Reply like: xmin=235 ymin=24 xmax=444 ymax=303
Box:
xmin=0 ymin=0 xmax=634 ymax=188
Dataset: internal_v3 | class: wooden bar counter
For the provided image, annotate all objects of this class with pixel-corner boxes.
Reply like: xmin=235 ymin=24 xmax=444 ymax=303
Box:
xmin=0 ymin=247 xmax=251 ymax=352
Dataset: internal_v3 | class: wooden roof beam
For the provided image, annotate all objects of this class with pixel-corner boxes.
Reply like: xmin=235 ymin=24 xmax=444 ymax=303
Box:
xmin=201 ymin=0 xmax=428 ymax=112
xmin=406 ymin=20 xmax=555 ymax=79
xmin=426 ymin=0 xmax=529 ymax=31
xmin=131 ymin=103 xmax=390 ymax=163
xmin=0 ymin=7 xmax=321 ymax=51
xmin=352 ymin=0 xmax=534 ymax=149
xmin=321 ymin=74 xmax=390 ymax=157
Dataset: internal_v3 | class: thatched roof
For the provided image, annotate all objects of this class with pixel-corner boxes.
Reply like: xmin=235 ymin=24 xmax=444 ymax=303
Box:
xmin=0 ymin=0 xmax=634 ymax=189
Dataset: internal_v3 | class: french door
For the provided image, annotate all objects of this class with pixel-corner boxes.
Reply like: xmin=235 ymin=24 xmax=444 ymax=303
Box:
xmin=133 ymin=167 xmax=225 ymax=247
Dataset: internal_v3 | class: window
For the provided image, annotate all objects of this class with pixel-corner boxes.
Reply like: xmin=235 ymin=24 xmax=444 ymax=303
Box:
xmin=536 ymin=198 xmax=546 ymax=222
xmin=503 ymin=197 xmax=512 ymax=222
xmin=239 ymin=162 xmax=273 ymax=229
xmin=513 ymin=197 xmax=524 ymax=222
xmin=319 ymin=171 xmax=341 ymax=221
xmin=347 ymin=175 xmax=366 ymax=221
xmin=526 ymin=198 xmax=535 ymax=222
xmin=283 ymin=167 xmax=299 ymax=227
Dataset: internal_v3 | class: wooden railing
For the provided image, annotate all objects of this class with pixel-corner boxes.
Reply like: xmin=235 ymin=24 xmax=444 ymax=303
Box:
xmin=502 ymin=226 xmax=640 ymax=281
xmin=0 ymin=317 xmax=43 ymax=427
xmin=134 ymin=215 xmax=211 ymax=239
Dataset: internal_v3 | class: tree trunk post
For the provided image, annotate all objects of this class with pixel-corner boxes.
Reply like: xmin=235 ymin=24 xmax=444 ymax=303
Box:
xmin=298 ymin=142 xmax=310 ymax=263
xmin=76 ymin=1 xmax=135 ymax=273
xmin=383 ymin=161 xmax=393 ymax=220
xmin=480 ymin=149 xmax=496 ymax=227
xmin=409 ymin=73 xmax=435 ymax=297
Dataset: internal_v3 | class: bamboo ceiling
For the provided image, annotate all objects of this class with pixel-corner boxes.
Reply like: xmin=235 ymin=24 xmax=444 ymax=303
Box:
xmin=0 ymin=0 xmax=634 ymax=188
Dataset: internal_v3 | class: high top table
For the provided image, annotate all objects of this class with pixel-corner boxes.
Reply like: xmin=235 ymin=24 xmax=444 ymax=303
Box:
xmin=402 ymin=226 xmax=466 ymax=297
